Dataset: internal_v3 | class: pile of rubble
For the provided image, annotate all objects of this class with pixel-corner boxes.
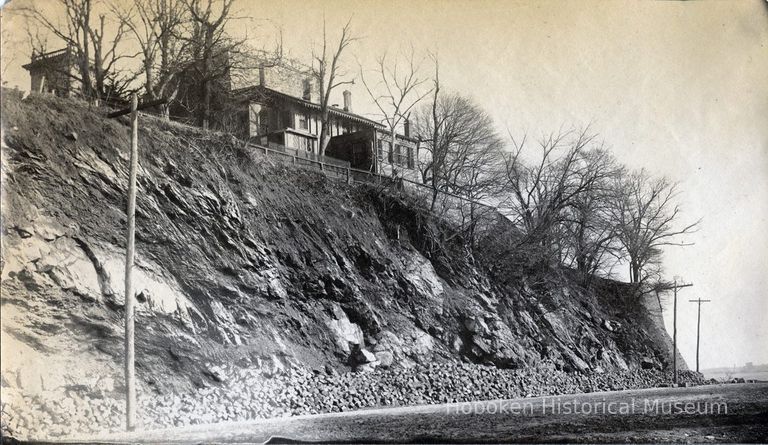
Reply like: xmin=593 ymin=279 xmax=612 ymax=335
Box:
xmin=2 ymin=362 xmax=706 ymax=440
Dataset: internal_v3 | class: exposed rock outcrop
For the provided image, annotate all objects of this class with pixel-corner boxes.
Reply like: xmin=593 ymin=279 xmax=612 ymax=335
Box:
xmin=1 ymin=94 xmax=684 ymax=440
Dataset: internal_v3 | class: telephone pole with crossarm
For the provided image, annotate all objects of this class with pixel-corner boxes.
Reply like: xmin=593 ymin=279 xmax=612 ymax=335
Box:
xmin=689 ymin=298 xmax=712 ymax=373
xmin=659 ymin=278 xmax=693 ymax=385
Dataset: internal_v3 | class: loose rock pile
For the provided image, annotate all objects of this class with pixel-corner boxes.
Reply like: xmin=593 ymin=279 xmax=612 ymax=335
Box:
xmin=2 ymin=362 xmax=706 ymax=440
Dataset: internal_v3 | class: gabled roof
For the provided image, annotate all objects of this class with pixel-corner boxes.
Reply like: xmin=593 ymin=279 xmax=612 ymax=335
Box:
xmin=232 ymin=85 xmax=384 ymax=129
xmin=23 ymin=48 xmax=74 ymax=70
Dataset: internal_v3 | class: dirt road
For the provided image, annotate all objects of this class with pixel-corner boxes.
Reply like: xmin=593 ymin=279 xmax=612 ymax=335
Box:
xmin=88 ymin=383 xmax=768 ymax=443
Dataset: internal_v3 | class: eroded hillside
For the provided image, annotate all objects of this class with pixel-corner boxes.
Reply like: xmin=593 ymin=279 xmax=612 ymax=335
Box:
xmin=1 ymin=94 xmax=682 ymax=437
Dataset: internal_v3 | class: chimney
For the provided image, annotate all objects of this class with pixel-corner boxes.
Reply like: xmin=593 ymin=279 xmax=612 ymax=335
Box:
xmin=258 ymin=65 xmax=266 ymax=86
xmin=302 ymin=78 xmax=312 ymax=101
xmin=343 ymin=90 xmax=352 ymax=112
xmin=403 ymin=118 xmax=410 ymax=138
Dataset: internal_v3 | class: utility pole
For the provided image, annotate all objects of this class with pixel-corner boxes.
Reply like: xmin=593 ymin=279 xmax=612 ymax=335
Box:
xmin=665 ymin=278 xmax=693 ymax=386
xmin=107 ymin=94 xmax=166 ymax=432
xmin=689 ymin=298 xmax=711 ymax=373
xmin=124 ymin=93 xmax=138 ymax=431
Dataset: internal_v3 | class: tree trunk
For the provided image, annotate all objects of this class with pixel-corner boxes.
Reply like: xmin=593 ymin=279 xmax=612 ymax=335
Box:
xmin=144 ymin=58 xmax=154 ymax=99
xmin=430 ymin=182 xmax=439 ymax=212
xmin=202 ymin=78 xmax=211 ymax=130
xmin=577 ymin=256 xmax=587 ymax=274
xmin=92 ymin=15 xmax=106 ymax=103
xmin=629 ymin=260 xmax=640 ymax=283
xmin=430 ymin=75 xmax=440 ymax=212
xmin=319 ymin=109 xmax=330 ymax=156
xmin=390 ymin=126 xmax=397 ymax=175
xmin=201 ymin=27 xmax=213 ymax=131
xmin=469 ymin=200 xmax=477 ymax=247
xmin=158 ymin=34 xmax=171 ymax=119
xmin=80 ymin=0 xmax=94 ymax=100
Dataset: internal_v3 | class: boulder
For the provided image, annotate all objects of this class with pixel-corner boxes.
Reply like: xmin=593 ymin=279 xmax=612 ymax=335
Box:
xmin=16 ymin=369 xmax=43 ymax=395
xmin=356 ymin=363 xmax=378 ymax=373
xmin=640 ymin=357 xmax=656 ymax=370
xmin=451 ymin=336 xmax=464 ymax=353
xmin=205 ymin=365 xmax=227 ymax=383
xmin=355 ymin=348 xmax=377 ymax=364
xmin=94 ymin=377 xmax=115 ymax=393
xmin=266 ymin=275 xmax=288 ymax=300
xmin=464 ymin=316 xmax=489 ymax=335
xmin=602 ymin=319 xmax=621 ymax=332
xmin=326 ymin=303 xmax=364 ymax=354
xmin=403 ymin=254 xmax=444 ymax=306
xmin=560 ymin=347 xmax=591 ymax=372
xmin=324 ymin=364 xmax=339 ymax=377
xmin=375 ymin=351 xmax=394 ymax=368
xmin=471 ymin=336 xmax=493 ymax=356
xmin=409 ymin=331 xmax=434 ymax=360
xmin=373 ymin=330 xmax=404 ymax=352
xmin=542 ymin=312 xmax=573 ymax=344
xmin=262 ymin=354 xmax=285 ymax=377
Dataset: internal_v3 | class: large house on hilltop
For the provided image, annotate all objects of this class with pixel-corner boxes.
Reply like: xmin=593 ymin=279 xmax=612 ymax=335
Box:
xmin=229 ymin=63 xmax=421 ymax=180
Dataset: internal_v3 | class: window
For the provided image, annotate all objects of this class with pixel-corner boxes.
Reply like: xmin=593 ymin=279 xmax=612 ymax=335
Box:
xmin=298 ymin=114 xmax=308 ymax=130
xmin=387 ymin=141 xmax=393 ymax=162
xmin=407 ymin=146 xmax=415 ymax=169
xmin=296 ymin=134 xmax=312 ymax=152
xmin=377 ymin=140 xmax=384 ymax=160
xmin=394 ymin=144 xmax=402 ymax=166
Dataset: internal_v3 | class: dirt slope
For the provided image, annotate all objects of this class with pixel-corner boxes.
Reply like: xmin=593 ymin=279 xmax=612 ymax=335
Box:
xmin=1 ymin=94 xmax=681 ymax=435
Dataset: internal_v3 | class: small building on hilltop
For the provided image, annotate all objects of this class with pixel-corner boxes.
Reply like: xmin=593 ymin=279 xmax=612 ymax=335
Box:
xmin=22 ymin=48 xmax=78 ymax=97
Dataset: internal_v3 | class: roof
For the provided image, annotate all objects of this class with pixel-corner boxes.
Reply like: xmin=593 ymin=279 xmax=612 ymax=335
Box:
xmin=23 ymin=48 xmax=73 ymax=70
xmin=232 ymin=85 xmax=384 ymax=129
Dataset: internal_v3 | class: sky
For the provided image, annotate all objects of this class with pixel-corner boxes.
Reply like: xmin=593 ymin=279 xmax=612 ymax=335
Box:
xmin=2 ymin=0 xmax=767 ymax=370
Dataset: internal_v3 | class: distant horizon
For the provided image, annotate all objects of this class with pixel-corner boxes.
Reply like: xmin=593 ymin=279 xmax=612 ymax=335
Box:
xmin=703 ymin=362 xmax=768 ymax=372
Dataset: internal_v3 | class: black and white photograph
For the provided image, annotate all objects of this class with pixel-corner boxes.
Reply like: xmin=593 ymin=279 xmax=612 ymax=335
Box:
xmin=0 ymin=0 xmax=767 ymax=443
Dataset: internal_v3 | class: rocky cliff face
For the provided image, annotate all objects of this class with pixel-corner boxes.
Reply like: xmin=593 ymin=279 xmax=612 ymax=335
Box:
xmin=1 ymin=95 xmax=679 ymax=434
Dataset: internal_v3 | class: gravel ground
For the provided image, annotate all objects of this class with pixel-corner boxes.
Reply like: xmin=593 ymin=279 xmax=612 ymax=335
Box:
xmin=93 ymin=383 xmax=768 ymax=444
xmin=1 ymin=361 xmax=706 ymax=441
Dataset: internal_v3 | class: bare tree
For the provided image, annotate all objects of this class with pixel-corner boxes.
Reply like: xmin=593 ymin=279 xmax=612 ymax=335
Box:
xmin=559 ymin=148 xmax=625 ymax=281
xmin=414 ymin=91 xmax=505 ymax=243
xmin=113 ymin=0 xmax=189 ymax=117
xmin=609 ymin=170 xmax=700 ymax=285
xmin=359 ymin=46 xmax=431 ymax=173
xmin=179 ymin=0 xmax=234 ymax=130
xmin=177 ymin=0 xmax=282 ymax=130
xmin=449 ymin=122 xmax=506 ymax=245
xmin=500 ymin=129 xmax=607 ymax=256
xmin=311 ymin=17 xmax=357 ymax=156
xmin=415 ymin=52 xmax=445 ymax=211
xmin=22 ymin=0 xmax=135 ymax=102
